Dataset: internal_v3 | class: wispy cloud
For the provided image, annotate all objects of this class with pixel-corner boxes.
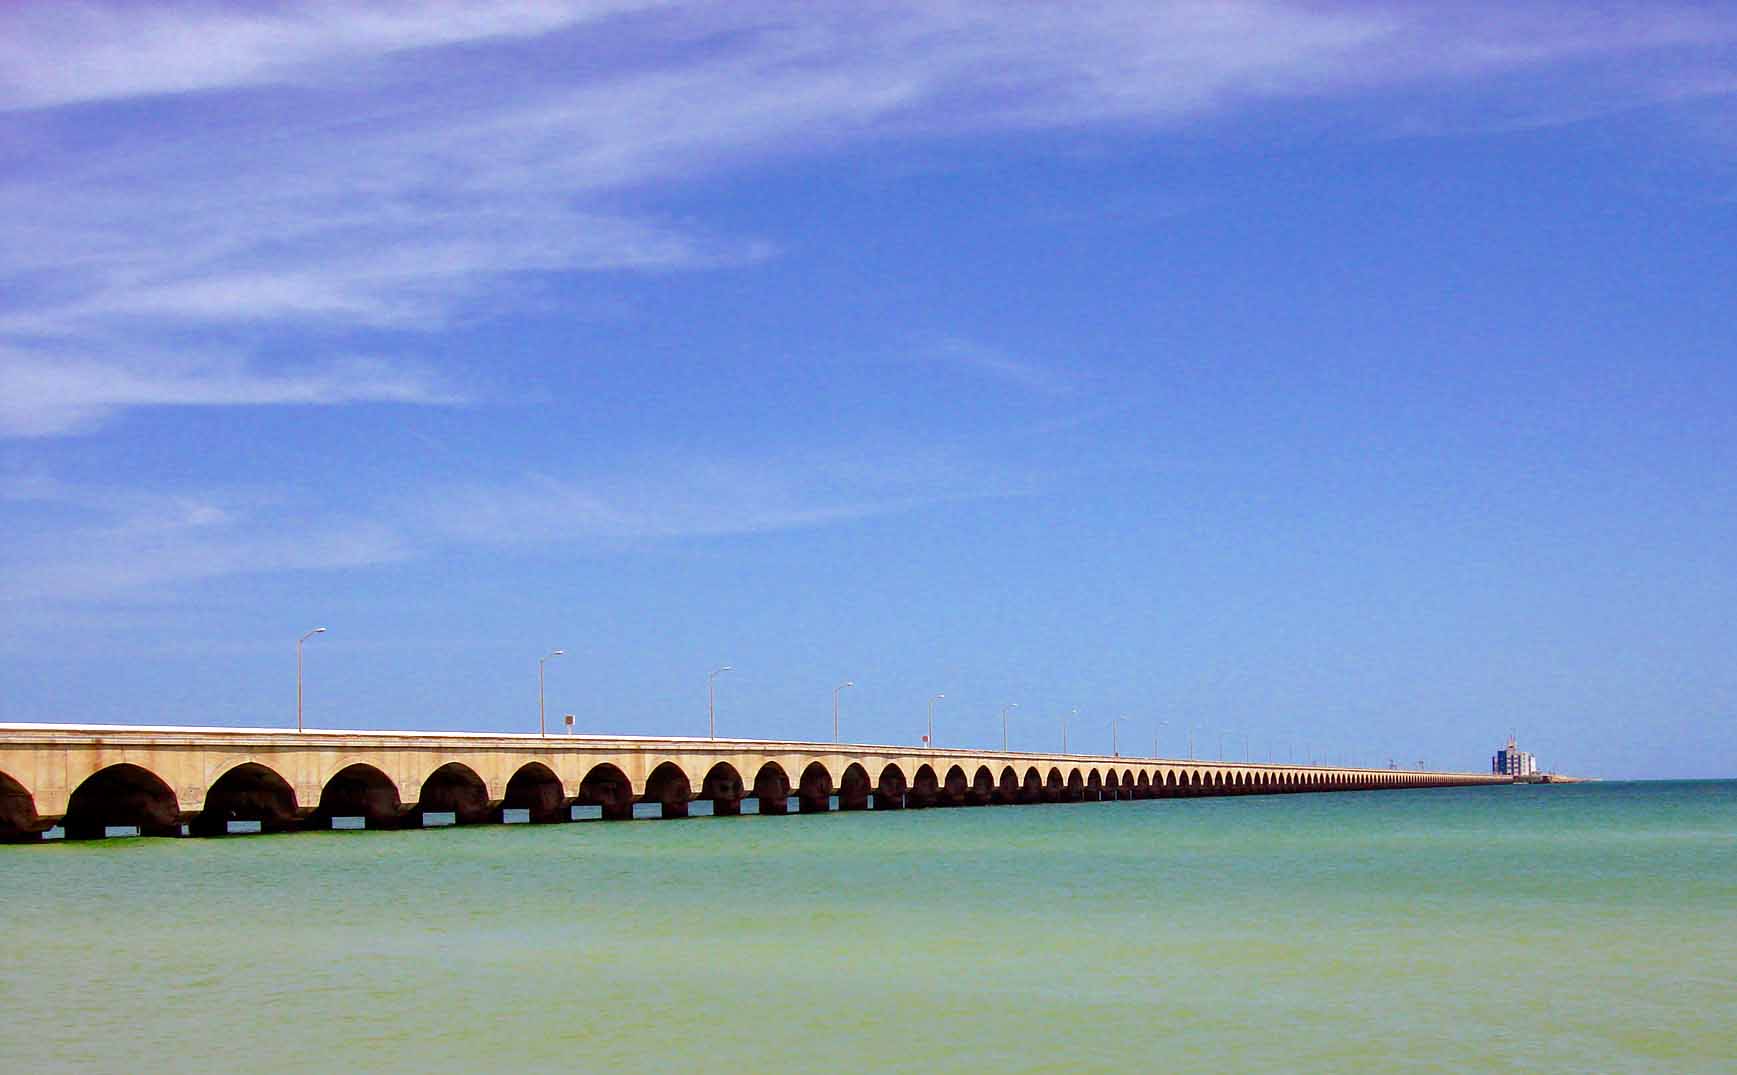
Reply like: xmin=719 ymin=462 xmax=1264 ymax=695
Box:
xmin=0 ymin=447 xmax=1037 ymax=605
xmin=3 ymin=2 xmax=1731 ymax=436
xmin=908 ymin=337 xmax=1077 ymax=395
xmin=0 ymin=351 xmax=462 ymax=436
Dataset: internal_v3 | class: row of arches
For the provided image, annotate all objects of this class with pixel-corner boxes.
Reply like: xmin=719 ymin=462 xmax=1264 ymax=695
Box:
xmin=1 ymin=759 xmax=1468 ymax=840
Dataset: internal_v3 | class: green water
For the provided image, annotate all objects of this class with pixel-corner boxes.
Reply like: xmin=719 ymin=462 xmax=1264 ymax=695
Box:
xmin=3 ymin=782 xmax=1734 ymax=1072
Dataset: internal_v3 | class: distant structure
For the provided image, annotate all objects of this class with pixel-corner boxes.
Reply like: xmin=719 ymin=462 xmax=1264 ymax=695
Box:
xmin=1492 ymin=735 xmax=1538 ymax=778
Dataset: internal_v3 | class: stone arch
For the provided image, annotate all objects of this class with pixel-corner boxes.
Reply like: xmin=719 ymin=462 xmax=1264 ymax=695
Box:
xmin=971 ymin=765 xmax=995 ymax=805
xmin=1136 ymin=771 xmax=1152 ymax=799
xmin=839 ymin=763 xmax=871 ymax=811
xmin=1067 ymin=768 xmax=1086 ymax=802
xmin=316 ymin=763 xmax=402 ymax=828
xmin=1190 ymin=770 xmax=1203 ymax=790
xmin=1165 ymin=770 xmax=1178 ymax=796
xmin=1121 ymin=770 xmax=1136 ymax=800
xmin=63 ymin=764 xmax=182 ymax=839
xmin=798 ymin=761 xmax=833 ymax=814
xmin=194 ymin=761 xmax=299 ymax=836
xmin=416 ymin=761 xmax=492 ymax=825
xmin=1096 ymin=769 xmax=1113 ymax=802
xmin=702 ymin=762 xmax=746 ymax=816
xmin=909 ymin=764 xmax=941 ymax=808
xmin=940 ymin=764 xmax=970 ymax=806
xmin=0 ymin=770 xmax=39 ymax=840
xmin=876 ymin=763 xmax=907 ymax=810
xmin=997 ymin=765 xmax=1021 ymax=804
xmin=1045 ymin=767 xmax=1065 ymax=802
xmin=753 ymin=761 xmax=791 ymax=815
xmin=503 ymin=762 xmax=567 ymax=823
xmin=1023 ymin=766 xmax=1044 ymax=803
xmin=580 ymin=762 xmax=635 ymax=821
xmin=644 ymin=761 xmax=693 ymax=819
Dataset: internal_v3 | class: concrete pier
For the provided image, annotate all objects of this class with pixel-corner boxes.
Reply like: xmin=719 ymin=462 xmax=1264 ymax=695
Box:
xmin=0 ymin=723 xmax=1508 ymax=841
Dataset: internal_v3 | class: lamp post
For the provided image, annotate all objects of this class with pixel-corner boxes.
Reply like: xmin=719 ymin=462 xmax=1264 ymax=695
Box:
xmin=538 ymin=649 xmax=565 ymax=736
xmin=926 ymin=693 xmax=944 ymax=747
xmin=1111 ymin=715 xmax=1128 ymax=757
xmin=708 ymin=666 xmax=733 ymax=739
xmin=833 ymin=680 xmax=853 ymax=743
xmin=1001 ymin=703 xmax=1019 ymax=751
xmin=296 ymin=627 xmax=326 ymax=733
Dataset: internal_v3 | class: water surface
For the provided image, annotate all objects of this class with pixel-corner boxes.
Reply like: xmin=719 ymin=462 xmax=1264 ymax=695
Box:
xmin=3 ymin=782 xmax=1733 ymax=1072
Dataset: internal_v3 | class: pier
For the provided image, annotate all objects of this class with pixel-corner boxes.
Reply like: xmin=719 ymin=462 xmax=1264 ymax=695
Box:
xmin=0 ymin=723 xmax=1508 ymax=840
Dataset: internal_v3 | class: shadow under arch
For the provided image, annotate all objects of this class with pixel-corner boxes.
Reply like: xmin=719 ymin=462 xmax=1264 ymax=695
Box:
xmin=62 ymin=763 xmax=181 ymax=839
xmin=970 ymin=765 xmax=994 ymax=805
xmin=417 ymin=761 xmax=492 ymax=825
xmin=194 ymin=761 xmax=299 ymax=836
xmin=1044 ymin=767 xmax=1065 ymax=803
xmin=753 ymin=761 xmax=791 ymax=815
xmin=316 ymin=763 xmax=402 ymax=829
xmin=1 ymin=770 xmax=41 ymax=841
xmin=876 ymin=763 xmax=907 ymax=810
xmin=1066 ymin=768 xmax=1086 ymax=803
xmin=1021 ymin=766 xmax=1043 ymax=804
xmin=580 ymin=762 xmax=635 ymax=821
xmin=702 ymin=762 xmax=746 ymax=816
xmin=798 ymin=761 xmax=832 ymax=814
xmin=995 ymin=765 xmax=1020 ymax=804
xmin=503 ymin=762 xmax=567 ymax=823
xmin=908 ymin=764 xmax=940 ymax=808
xmin=643 ymin=761 xmax=692 ymax=819
xmin=838 ymin=763 xmax=871 ymax=811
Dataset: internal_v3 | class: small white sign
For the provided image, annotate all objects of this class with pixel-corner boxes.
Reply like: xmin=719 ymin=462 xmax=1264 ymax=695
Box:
xmin=501 ymin=808 xmax=531 ymax=824
xmin=226 ymin=820 xmax=262 ymax=835
xmin=331 ymin=816 xmax=365 ymax=830
xmin=103 ymin=825 xmax=140 ymax=839
xmin=421 ymin=811 xmax=456 ymax=827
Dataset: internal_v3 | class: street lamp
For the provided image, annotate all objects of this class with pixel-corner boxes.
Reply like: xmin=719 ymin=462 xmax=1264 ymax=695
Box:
xmin=833 ymin=680 xmax=853 ymax=743
xmin=296 ymin=627 xmax=326 ymax=733
xmin=1001 ymin=703 xmax=1019 ymax=751
xmin=708 ymin=666 xmax=733 ymax=739
xmin=538 ymin=649 xmax=565 ymax=736
xmin=1111 ymin=715 xmax=1128 ymax=757
xmin=926 ymin=693 xmax=945 ymax=747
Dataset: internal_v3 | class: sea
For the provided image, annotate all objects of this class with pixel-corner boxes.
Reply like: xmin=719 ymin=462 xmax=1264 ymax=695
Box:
xmin=2 ymin=781 xmax=1733 ymax=1072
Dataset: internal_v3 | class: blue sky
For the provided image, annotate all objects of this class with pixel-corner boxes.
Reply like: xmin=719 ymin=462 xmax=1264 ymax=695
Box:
xmin=2 ymin=2 xmax=1735 ymax=778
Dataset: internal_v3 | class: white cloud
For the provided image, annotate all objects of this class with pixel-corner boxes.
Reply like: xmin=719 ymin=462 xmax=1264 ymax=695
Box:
xmin=0 ymin=0 xmax=1731 ymax=436
xmin=0 ymin=352 xmax=462 ymax=436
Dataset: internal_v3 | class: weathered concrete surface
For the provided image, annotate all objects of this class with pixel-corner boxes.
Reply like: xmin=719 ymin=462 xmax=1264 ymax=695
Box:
xmin=0 ymin=723 xmax=1508 ymax=839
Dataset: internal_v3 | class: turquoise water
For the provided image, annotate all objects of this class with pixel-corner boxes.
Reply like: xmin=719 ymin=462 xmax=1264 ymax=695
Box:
xmin=3 ymin=782 xmax=1734 ymax=1072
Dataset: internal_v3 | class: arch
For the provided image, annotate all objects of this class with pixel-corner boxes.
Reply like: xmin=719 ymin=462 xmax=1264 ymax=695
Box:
xmin=839 ymin=763 xmax=871 ymax=811
xmin=503 ymin=762 xmax=567 ymax=823
xmin=316 ymin=763 xmax=402 ymax=828
xmin=909 ymin=764 xmax=941 ymax=808
xmin=940 ymin=764 xmax=970 ymax=806
xmin=971 ymin=765 xmax=995 ymax=805
xmin=580 ymin=762 xmax=635 ymax=821
xmin=1022 ymin=766 xmax=1044 ymax=804
xmin=1190 ymin=770 xmax=1202 ymax=789
xmin=798 ymin=761 xmax=833 ymax=814
xmin=753 ymin=762 xmax=791 ymax=815
xmin=996 ymin=765 xmax=1020 ymax=805
xmin=1122 ymin=770 xmax=1136 ymax=800
xmin=64 ymin=764 xmax=182 ymax=839
xmin=644 ymin=761 xmax=693 ymax=819
xmin=1094 ymin=769 xmax=1111 ymax=803
xmin=702 ymin=762 xmax=746 ymax=816
xmin=194 ymin=762 xmax=298 ymax=836
xmin=416 ymin=762 xmax=492 ymax=825
xmin=876 ymin=763 xmax=907 ymax=810
xmin=1066 ymin=768 xmax=1086 ymax=803
xmin=1045 ymin=767 xmax=1065 ymax=803
xmin=1136 ymin=771 xmax=1152 ymax=800
xmin=1165 ymin=770 xmax=1178 ymax=796
xmin=0 ymin=770 xmax=40 ymax=840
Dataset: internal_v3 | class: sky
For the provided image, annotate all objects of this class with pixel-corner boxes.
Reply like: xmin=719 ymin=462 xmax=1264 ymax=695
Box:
xmin=2 ymin=1 xmax=1735 ymax=779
